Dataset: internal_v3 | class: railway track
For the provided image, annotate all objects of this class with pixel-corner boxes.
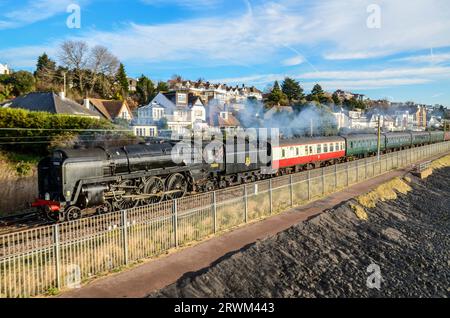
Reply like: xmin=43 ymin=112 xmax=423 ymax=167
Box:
xmin=0 ymin=209 xmax=50 ymax=235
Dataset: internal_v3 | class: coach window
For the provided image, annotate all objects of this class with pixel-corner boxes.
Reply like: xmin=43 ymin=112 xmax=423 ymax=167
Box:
xmin=310 ymin=146 xmax=313 ymax=154
xmin=330 ymin=143 xmax=334 ymax=152
xmin=324 ymin=144 xmax=328 ymax=153
xmin=296 ymin=147 xmax=300 ymax=156
xmin=282 ymin=149 xmax=286 ymax=158
xmin=317 ymin=144 xmax=322 ymax=154
xmin=305 ymin=146 xmax=309 ymax=155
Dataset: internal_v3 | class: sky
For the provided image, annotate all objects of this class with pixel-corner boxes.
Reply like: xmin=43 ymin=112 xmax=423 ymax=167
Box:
xmin=1 ymin=0 xmax=450 ymax=106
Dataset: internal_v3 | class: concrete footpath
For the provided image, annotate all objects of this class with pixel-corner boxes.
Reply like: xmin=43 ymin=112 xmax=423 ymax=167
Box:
xmin=58 ymin=160 xmax=430 ymax=298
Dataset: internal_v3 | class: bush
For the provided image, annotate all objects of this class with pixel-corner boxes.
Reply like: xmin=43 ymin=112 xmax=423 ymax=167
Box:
xmin=0 ymin=108 xmax=122 ymax=155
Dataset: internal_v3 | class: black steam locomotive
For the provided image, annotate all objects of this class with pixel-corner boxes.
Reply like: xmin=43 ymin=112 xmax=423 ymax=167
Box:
xmin=33 ymin=138 xmax=271 ymax=221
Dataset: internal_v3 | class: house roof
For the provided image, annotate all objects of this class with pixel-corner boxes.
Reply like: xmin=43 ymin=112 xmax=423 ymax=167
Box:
xmin=88 ymin=99 xmax=132 ymax=120
xmin=219 ymin=113 xmax=240 ymax=127
xmin=3 ymin=92 xmax=100 ymax=117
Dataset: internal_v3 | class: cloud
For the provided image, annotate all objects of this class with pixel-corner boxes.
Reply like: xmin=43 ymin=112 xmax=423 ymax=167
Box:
xmin=396 ymin=52 xmax=450 ymax=64
xmin=141 ymin=0 xmax=221 ymax=9
xmin=300 ymin=67 xmax=450 ymax=80
xmin=212 ymin=66 xmax=450 ymax=90
xmin=0 ymin=44 xmax=57 ymax=68
xmin=282 ymin=55 xmax=305 ymax=66
xmin=0 ymin=0 xmax=86 ymax=29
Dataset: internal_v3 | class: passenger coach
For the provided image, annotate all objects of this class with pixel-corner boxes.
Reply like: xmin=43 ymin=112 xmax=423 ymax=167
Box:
xmin=271 ymin=137 xmax=346 ymax=173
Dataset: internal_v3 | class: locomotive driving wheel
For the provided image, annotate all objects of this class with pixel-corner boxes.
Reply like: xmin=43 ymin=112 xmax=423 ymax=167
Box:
xmin=114 ymin=180 xmax=140 ymax=210
xmin=65 ymin=206 xmax=82 ymax=221
xmin=140 ymin=177 xmax=165 ymax=205
xmin=165 ymin=173 xmax=187 ymax=200
xmin=96 ymin=201 xmax=113 ymax=215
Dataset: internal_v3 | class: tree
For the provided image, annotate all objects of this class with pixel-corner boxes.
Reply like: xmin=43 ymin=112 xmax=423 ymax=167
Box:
xmin=35 ymin=53 xmax=57 ymax=90
xmin=58 ymin=40 xmax=89 ymax=93
xmin=115 ymin=63 xmax=129 ymax=100
xmin=87 ymin=45 xmax=119 ymax=95
xmin=136 ymin=75 xmax=155 ymax=105
xmin=266 ymin=81 xmax=289 ymax=106
xmin=9 ymin=71 xmax=35 ymax=96
xmin=281 ymin=77 xmax=304 ymax=103
xmin=332 ymin=92 xmax=342 ymax=106
xmin=156 ymin=81 xmax=169 ymax=93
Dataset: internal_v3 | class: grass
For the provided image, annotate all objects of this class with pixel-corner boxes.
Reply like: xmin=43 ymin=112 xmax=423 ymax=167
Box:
xmin=357 ymin=178 xmax=412 ymax=209
xmin=430 ymin=154 xmax=450 ymax=170
xmin=350 ymin=203 xmax=368 ymax=221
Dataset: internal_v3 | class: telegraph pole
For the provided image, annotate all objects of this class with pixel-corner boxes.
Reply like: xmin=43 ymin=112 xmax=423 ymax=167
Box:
xmin=377 ymin=115 xmax=382 ymax=161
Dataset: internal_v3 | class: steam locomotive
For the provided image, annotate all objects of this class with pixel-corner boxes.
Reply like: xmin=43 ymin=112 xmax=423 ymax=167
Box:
xmin=33 ymin=131 xmax=449 ymax=222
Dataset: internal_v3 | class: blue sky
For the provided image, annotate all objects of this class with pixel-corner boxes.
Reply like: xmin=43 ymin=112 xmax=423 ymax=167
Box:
xmin=1 ymin=0 xmax=450 ymax=106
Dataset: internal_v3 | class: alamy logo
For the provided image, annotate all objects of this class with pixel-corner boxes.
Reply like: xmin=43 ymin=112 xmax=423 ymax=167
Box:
xmin=66 ymin=4 xmax=81 ymax=29
xmin=366 ymin=263 xmax=382 ymax=290
xmin=66 ymin=264 xmax=81 ymax=289
xmin=367 ymin=4 xmax=381 ymax=29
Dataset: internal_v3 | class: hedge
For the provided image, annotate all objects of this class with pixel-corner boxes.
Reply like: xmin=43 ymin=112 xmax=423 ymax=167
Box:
xmin=0 ymin=108 xmax=134 ymax=155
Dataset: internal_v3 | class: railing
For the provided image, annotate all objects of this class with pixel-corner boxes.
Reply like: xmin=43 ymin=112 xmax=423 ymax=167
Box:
xmin=0 ymin=141 xmax=449 ymax=298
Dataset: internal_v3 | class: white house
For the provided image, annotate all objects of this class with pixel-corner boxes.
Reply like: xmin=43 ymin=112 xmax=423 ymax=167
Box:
xmin=134 ymin=91 xmax=208 ymax=135
xmin=0 ymin=63 xmax=10 ymax=75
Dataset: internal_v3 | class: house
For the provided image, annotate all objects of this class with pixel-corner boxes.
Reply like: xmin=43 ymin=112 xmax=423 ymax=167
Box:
xmin=208 ymin=102 xmax=241 ymax=130
xmin=332 ymin=110 xmax=350 ymax=130
xmin=334 ymin=90 xmax=365 ymax=102
xmin=167 ymin=79 xmax=263 ymax=107
xmin=1 ymin=92 xmax=100 ymax=118
xmin=389 ymin=104 xmax=427 ymax=130
xmin=128 ymin=78 xmax=137 ymax=92
xmin=133 ymin=125 xmax=158 ymax=138
xmin=0 ymin=63 xmax=10 ymax=75
xmin=134 ymin=91 xmax=208 ymax=135
xmin=83 ymin=98 xmax=133 ymax=121
xmin=348 ymin=110 xmax=369 ymax=129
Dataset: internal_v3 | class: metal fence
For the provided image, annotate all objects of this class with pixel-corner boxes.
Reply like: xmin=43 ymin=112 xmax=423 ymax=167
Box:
xmin=1 ymin=141 xmax=449 ymax=298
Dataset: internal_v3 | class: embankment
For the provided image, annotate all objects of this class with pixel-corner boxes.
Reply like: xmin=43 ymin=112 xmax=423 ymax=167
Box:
xmin=0 ymin=156 xmax=37 ymax=217
xmin=153 ymin=165 xmax=450 ymax=298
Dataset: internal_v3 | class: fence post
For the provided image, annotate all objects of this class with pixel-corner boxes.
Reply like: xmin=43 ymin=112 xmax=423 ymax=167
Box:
xmin=173 ymin=200 xmax=178 ymax=248
xmin=269 ymin=179 xmax=273 ymax=214
xmin=307 ymin=170 xmax=312 ymax=201
xmin=53 ymin=224 xmax=61 ymax=290
xmin=213 ymin=191 xmax=217 ymax=233
xmin=346 ymin=162 xmax=350 ymax=186
xmin=244 ymin=185 xmax=248 ymax=223
xmin=322 ymin=168 xmax=326 ymax=195
xmin=364 ymin=158 xmax=368 ymax=180
xmin=121 ymin=210 xmax=129 ymax=265
xmin=356 ymin=160 xmax=359 ymax=181
xmin=334 ymin=165 xmax=338 ymax=190
xmin=289 ymin=175 xmax=294 ymax=207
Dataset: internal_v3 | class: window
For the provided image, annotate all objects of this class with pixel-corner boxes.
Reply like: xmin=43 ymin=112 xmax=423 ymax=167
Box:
xmin=282 ymin=149 xmax=286 ymax=158
xmin=195 ymin=110 xmax=203 ymax=117
xmin=351 ymin=141 xmax=354 ymax=148
xmin=330 ymin=143 xmax=334 ymax=152
xmin=305 ymin=146 xmax=309 ymax=155
xmin=309 ymin=146 xmax=313 ymax=154
xmin=336 ymin=143 xmax=339 ymax=151
xmin=317 ymin=144 xmax=322 ymax=154
xmin=324 ymin=144 xmax=328 ymax=153
xmin=296 ymin=147 xmax=299 ymax=156
xmin=177 ymin=93 xmax=187 ymax=104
